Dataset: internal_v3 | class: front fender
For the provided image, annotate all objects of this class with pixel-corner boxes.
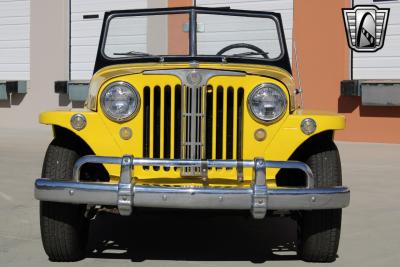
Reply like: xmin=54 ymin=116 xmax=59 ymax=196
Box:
xmin=39 ymin=110 xmax=123 ymax=177
xmin=263 ymin=109 xmax=345 ymax=178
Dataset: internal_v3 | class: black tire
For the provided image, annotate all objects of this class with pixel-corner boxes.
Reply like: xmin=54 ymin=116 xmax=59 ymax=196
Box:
xmin=297 ymin=139 xmax=342 ymax=262
xmin=40 ymin=139 xmax=89 ymax=262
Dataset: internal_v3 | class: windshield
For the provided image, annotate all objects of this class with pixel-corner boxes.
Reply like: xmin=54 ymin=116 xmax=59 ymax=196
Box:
xmin=103 ymin=11 xmax=283 ymax=60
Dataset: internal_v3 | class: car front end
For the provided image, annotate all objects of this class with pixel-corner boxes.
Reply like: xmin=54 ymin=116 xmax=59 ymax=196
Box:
xmin=34 ymin=6 xmax=350 ymax=262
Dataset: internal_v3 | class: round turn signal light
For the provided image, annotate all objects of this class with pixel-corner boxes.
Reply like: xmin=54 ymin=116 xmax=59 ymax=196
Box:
xmin=70 ymin=114 xmax=87 ymax=131
xmin=120 ymin=127 xmax=133 ymax=140
xmin=254 ymin=128 xmax=267 ymax=142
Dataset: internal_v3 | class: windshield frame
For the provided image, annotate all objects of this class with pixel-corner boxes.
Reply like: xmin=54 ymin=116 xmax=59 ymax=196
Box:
xmin=94 ymin=6 xmax=291 ymax=74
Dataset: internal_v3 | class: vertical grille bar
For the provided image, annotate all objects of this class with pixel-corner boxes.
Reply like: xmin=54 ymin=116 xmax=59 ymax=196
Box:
xmin=142 ymin=88 xmax=150 ymax=155
xmin=170 ymin=86 xmax=176 ymax=160
xmin=181 ymin=85 xmax=204 ymax=176
xmin=222 ymin=86 xmax=227 ymax=161
xmin=142 ymin=87 xmax=150 ymax=170
xmin=236 ymin=88 xmax=244 ymax=161
xmin=201 ymin=84 xmax=207 ymax=162
xmin=212 ymin=87 xmax=218 ymax=160
xmin=183 ymin=86 xmax=190 ymax=173
xmin=174 ymin=85 xmax=181 ymax=161
xmin=216 ymin=87 xmax=224 ymax=160
xmin=205 ymin=85 xmax=213 ymax=160
xmin=160 ymin=87 xmax=165 ymax=159
xmin=226 ymin=87 xmax=234 ymax=160
xmin=149 ymin=87 xmax=155 ymax=160
xmin=153 ymin=86 xmax=161 ymax=171
xmin=164 ymin=86 xmax=171 ymax=171
xmin=232 ymin=88 xmax=238 ymax=160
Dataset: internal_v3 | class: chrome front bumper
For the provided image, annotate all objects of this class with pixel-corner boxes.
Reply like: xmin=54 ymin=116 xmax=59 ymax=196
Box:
xmin=34 ymin=156 xmax=350 ymax=219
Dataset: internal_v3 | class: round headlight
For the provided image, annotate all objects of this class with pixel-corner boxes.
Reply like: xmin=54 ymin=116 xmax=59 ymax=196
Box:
xmin=100 ymin=81 xmax=140 ymax=122
xmin=248 ymin=83 xmax=287 ymax=123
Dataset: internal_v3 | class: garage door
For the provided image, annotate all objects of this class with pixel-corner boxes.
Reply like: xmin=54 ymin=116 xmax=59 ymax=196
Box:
xmin=353 ymin=0 xmax=400 ymax=79
xmin=71 ymin=0 xmax=293 ymax=80
xmin=70 ymin=0 xmax=147 ymax=80
xmin=197 ymin=0 xmax=293 ymax=61
xmin=0 ymin=0 xmax=30 ymax=80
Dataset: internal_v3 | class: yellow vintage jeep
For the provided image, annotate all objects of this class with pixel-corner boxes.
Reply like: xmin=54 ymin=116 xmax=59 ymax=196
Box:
xmin=35 ymin=6 xmax=350 ymax=262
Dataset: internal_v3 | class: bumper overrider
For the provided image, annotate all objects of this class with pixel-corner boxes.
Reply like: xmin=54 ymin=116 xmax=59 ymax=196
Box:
xmin=34 ymin=156 xmax=350 ymax=219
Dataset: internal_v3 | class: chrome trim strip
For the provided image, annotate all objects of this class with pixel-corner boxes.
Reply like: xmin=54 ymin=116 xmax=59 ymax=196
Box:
xmin=143 ymin=69 xmax=245 ymax=87
xmin=35 ymin=179 xmax=118 ymax=205
xmin=72 ymin=156 xmax=314 ymax=185
xmin=267 ymin=187 xmax=350 ymax=210
xmin=264 ymin=160 xmax=314 ymax=188
xmin=133 ymin=185 xmax=253 ymax=209
xmin=35 ymin=179 xmax=350 ymax=211
xmin=73 ymin=155 xmax=121 ymax=182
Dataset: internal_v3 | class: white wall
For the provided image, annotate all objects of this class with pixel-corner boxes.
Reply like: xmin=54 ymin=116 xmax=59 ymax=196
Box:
xmin=353 ymin=0 xmax=400 ymax=79
xmin=70 ymin=0 xmax=147 ymax=80
xmin=0 ymin=0 xmax=69 ymax=129
xmin=0 ymin=0 xmax=30 ymax=80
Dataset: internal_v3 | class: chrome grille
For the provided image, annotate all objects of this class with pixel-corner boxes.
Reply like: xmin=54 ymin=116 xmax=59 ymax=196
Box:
xmin=181 ymin=86 xmax=206 ymax=176
xmin=141 ymin=69 xmax=245 ymax=178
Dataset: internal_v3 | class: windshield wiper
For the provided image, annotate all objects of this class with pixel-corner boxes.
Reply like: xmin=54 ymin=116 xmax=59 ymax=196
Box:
xmin=113 ymin=51 xmax=157 ymax=57
xmin=228 ymin=51 xmax=269 ymax=58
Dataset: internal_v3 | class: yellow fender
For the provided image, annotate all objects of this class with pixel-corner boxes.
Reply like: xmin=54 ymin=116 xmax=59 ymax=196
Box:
xmin=40 ymin=110 xmax=123 ymax=177
xmin=265 ymin=110 xmax=345 ymax=160
xmin=262 ymin=110 xmax=345 ymax=181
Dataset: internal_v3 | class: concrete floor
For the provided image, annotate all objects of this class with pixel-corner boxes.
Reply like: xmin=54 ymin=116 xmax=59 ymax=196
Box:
xmin=0 ymin=128 xmax=400 ymax=267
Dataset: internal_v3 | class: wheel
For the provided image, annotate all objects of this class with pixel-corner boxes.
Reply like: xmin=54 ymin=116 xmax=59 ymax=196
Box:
xmin=297 ymin=139 xmax=342 ymax=262
xmin=40 ymin=139 xmax=89 ymax=262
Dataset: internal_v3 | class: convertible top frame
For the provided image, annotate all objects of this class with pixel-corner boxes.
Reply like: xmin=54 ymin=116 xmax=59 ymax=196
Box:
xmin=94 ymin=6 xmax=292 ymax=74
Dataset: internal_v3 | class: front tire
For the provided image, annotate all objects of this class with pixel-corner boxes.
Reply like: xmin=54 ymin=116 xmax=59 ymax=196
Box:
xmin=40 ymin=140 xmax=89 ymax=262
xmin=297 ymin=139 xmax=342 ymax=262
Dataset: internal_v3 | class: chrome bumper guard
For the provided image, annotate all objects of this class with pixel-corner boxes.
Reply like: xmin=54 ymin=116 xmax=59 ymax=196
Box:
xmin=34 ymin=156 xmax=350 ymax=219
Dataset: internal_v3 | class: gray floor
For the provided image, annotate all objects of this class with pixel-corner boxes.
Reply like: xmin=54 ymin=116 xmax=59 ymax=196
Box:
xmin=0 ymin=128 xmax=399 ymax=267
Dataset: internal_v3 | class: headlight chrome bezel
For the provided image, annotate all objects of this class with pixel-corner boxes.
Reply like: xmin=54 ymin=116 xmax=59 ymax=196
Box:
xmin=100 ymin=81 xmax=140 ymax=122
xmin=247 ymin=83 xmax=288 ymax=124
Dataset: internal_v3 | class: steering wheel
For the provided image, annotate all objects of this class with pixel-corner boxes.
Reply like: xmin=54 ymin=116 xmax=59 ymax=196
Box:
xmin=216 ymin=43 xmax=269 ymax=59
